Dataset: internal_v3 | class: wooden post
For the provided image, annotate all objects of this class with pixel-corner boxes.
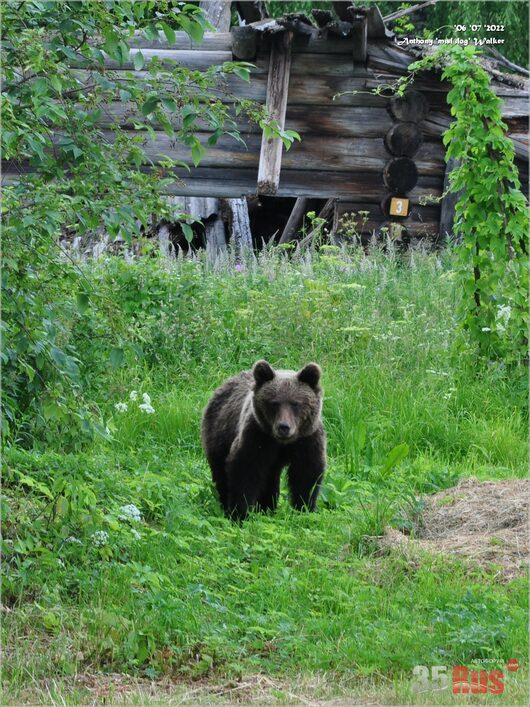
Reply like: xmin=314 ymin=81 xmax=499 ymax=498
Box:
xmin=204 ymin=216 xmax=227 ymax=261
xmin=257 ymin=31 xmax=292 ymax=195
xmin=228 ymin=197 xmax=253 ymax=252
xmin=279 ymin=197 xmax=308 ymax=244
xmin=366 ymin=6 xmax=390 ymax=38
xmin=439 ymin=157 xmax=463 ymax=241
xmin=332 ymin=2 xmax=352 ymax=21
xmin=199 ymin=0 xmax=231 ymax=30
xmin=352 ymin=14 xmax=368 ymax=64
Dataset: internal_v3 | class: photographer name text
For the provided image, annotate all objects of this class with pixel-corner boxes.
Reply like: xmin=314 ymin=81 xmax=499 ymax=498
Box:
xmin=397 ymin=37 xmax=504 ymax=47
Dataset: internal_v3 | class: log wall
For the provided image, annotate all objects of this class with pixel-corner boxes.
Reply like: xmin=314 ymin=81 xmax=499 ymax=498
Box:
xmin=3 ymin=30 xmax=528 ymax=240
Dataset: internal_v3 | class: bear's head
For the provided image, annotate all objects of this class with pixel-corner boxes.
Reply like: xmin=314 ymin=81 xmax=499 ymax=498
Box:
xmin=251 ymin=360 xmax=322 ymax=443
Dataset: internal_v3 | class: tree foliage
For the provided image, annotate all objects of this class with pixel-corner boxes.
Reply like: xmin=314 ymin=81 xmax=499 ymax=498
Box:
xmin=1 ymin=0 xmax=295 ymax=444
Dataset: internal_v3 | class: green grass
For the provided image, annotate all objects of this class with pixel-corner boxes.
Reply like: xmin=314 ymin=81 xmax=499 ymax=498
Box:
xmin=3 ymin=246 xmax=528 ymax=704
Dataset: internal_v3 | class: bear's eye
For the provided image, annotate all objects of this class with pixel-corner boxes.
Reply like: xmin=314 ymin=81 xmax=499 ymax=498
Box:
xmin=290 ymin=402 xmax=300 ymax=410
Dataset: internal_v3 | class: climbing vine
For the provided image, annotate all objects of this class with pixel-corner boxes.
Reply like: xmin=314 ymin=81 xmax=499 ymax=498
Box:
xmin=402 ymin=45 xmax=528 ymax=364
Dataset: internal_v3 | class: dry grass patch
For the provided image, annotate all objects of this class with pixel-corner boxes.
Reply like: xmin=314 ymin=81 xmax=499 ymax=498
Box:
xmin=381 ymin=478 xmax=528 ymax=580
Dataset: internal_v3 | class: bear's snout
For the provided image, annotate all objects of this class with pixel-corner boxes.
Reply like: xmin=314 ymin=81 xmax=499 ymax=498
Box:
xmin=275 ymin=421 xmax=293 ymax=439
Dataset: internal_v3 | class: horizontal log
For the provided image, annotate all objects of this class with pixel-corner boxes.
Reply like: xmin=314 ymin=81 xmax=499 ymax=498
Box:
xmin=366 ymin=76 xmax=529 ymax=99
xmin=97 ymin=102 xmax=397 ymax=137
xmin=130 ymin=30 xmax=232 ymax=51
xmin=2 ymin=164 xmax=443 ymax=201
xmin=105 ymin=48 xmax=235 ymax=72
xmin=164 ymin=168 xmax=443 ymax=200
xmin=75 ymin=69 xmax=389 ymax=106
xmin=98 ymin=129 xmax=446 ymax=174
xmin=103 ymin=50 xmax=373 ymax=76
xmin=367 ymin=41 xmax=415 ymax=70
xmin=129 ymin=30 xmax=359 ymax=54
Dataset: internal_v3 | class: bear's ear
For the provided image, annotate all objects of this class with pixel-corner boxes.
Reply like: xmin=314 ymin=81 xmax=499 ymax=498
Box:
xmin=253 ymin=360 xmax=275 ymax=387
xmin=297 ymin=363 xmax=321 ymax=390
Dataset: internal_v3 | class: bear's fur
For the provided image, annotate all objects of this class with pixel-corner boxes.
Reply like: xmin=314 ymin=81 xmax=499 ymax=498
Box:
xmin=201 ymin=360 xmax=326 ymax=520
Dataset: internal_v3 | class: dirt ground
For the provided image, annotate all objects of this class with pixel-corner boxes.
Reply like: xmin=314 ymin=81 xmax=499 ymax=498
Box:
xmin=381 ymin=478 xmax=529 ymax=580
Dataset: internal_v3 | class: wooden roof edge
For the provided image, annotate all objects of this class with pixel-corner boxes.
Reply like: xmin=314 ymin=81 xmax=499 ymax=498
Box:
xmin=402 ymin=44 xmax=529 ymax=90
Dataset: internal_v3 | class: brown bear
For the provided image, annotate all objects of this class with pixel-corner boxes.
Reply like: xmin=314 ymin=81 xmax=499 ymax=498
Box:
xmin=201 ymin=360 xmax=326 ymax=520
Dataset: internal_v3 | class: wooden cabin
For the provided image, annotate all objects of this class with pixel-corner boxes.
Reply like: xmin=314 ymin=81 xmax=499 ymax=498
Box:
xmin=6 ymin=1 xmax=529 ymax=250
xmin=124 ymin=2 xmax=528 ymax=249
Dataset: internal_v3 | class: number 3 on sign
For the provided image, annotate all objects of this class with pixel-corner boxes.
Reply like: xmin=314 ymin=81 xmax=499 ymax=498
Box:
xmin=390 ymin=197 xmax=409 ymax=217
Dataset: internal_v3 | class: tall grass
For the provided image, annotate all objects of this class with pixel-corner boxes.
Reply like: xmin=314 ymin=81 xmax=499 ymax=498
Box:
xmin=3 ymin=244 xmax=527 ymax=704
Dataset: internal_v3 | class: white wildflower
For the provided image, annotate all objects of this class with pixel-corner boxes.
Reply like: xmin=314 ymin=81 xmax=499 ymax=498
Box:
xmin=481 ymin=327 xmax=492 ymax=332
xmin=496 ymin=305 xmax=511 ymax=334
xmin=66 ymin=536 xmax=82 ymax=545
xmin=426 ymin=369 xmax=449 ymax=377
xmin=119 ymin=504 xmax=142 ymax=523
xmin=129 ymin=390 xmax=138 ymax=401
xmin=130 ymin=528 xmax=141 ymax=541
xmin=142 ymin=392 xmax=151 ymax=405
xmin=91 ymin=530 xmax=109 ymax=547
xmin=114 ymin=402 xmax=128 ymax=413
xmin=139 ymin=403 xmax=155 ymax=414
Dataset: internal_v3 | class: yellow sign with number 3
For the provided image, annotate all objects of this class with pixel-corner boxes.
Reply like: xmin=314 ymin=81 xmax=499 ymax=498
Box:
xmin=389 ymin=197 xmax=410 ymax=217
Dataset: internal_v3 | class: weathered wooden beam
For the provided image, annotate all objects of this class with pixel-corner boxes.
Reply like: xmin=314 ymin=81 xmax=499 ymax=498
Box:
xmin=257 ymin=31 xmax=292 ymax=195
xmin=366 ymin=6 xmax=392 ymax=38
xmin=227 ymin=197 xmax=253 ymax=251
xmin=111 ymin=48 xmax=234 ymax=72
xmin=351 ymin=14 xmax=368 ymax=64
xmin=231 ymin=26 xmax=258 ymax=60
xmin=204 ymin=215 xmax=227 ymax=258
xmin=99 ymin=103 xmax=393 ymax=137
xmin=235 ymin=1 xmax=266 ymax=25
xmin=486 ymin=47 xmax=530 ymax=78
xmin=199 ymin=0 xmax=232 ymax=31
xmin=297 ymin=198 xmax=336 ymax=247
xmin=129 ymin=30 xmax=371 ymax=54
xmin=3 ymin=165 xmax=445 ymax=201
xmin=332 ymin=2 xmax=352 ymax=21
xmin=278 ymin=197 xmax=308 ymax=243
xmin=97 ymin=130 xmax=446 ymax=175
xmin=383 ymin=0 xmax=439 ymax=23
